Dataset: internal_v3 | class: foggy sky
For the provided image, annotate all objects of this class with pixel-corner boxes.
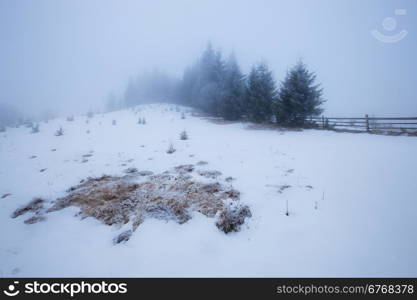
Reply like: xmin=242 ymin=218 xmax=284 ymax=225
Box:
xmin=1 ymin=0 xmax=416 ymax=118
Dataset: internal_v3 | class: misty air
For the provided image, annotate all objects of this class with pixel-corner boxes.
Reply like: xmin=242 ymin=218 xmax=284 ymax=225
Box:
xmin=0 ymin=0 xmax=416 ymax=283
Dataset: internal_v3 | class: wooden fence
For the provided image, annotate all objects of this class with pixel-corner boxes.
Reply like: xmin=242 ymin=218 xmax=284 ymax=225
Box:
xmin=309 ymin=114 xmax=417 ymax=134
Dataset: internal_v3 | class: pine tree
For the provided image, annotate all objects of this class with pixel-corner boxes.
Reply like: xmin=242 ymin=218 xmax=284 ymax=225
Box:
xmin=218 ymin=53 xmax=246 ymax=120
xmin=245 ymin=62 xmax=277 ymax=123
xmin=179 ymin=64 xmax=199 ymax=106
xmin=276 ymin=60 xmax=325 ymax=126
xmin=106 ymin=92 xmax=121 ymax=112
xmin=198 ymin=43 xmax=225 ymax=115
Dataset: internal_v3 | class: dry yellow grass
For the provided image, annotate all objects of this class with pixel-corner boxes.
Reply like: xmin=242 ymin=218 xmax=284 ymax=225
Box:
xmin=13 ymin=164 xmax=251 ymax=242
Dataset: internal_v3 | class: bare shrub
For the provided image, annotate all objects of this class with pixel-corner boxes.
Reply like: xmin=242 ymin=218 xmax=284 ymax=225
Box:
xmin=180 ymin=130 xmax=188 ymax=140
xmin=166 ymin=143 xmax=176 ymax=154
xmin=55 ymin=127 xmax=64 ymax=136
xmin=216 ymin=204 xmax=252 ymax=233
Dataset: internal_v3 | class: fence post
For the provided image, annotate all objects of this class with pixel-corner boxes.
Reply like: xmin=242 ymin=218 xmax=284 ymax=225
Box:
xmin=322 ymin=116 xmax=325 ymax=129
xmin=365 ymin=114 xmax=370 ymax=132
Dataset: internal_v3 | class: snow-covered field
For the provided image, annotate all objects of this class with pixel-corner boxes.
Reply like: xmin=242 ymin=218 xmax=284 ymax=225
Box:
xmin=1 ymin=103 xmax=416 ymax=277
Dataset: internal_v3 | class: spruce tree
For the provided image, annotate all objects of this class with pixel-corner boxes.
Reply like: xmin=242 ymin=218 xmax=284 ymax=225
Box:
xmin=276 ymin=60 xmax=325 ymax=126
xmin=245 ymin=62 xmax=277 ymax=123
xmin=198 ymin=43 xmax=225 ymax=115
xmin=179 ymin=65 xmax=199 ymax=106
xmin=218 ymin=53 xmax=246 ymax=120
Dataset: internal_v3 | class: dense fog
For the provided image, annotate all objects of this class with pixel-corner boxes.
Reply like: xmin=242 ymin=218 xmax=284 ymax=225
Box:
xmin=1 ymin=0 xmax=416 ymax=125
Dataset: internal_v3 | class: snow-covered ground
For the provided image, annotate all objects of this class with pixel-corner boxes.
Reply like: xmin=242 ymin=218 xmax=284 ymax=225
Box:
xmin=1 ymin=103 xmax=416 ymax=277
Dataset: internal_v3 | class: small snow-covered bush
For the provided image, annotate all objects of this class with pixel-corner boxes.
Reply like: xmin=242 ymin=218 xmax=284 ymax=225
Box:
xmin=181 ymin=112 xmax=186 ymax=119
xmin=0 ymin=125 xmax=6 ymax=133
xmin=112 ymin=120 xmax=117 ymax=126
xmin=55 ymin=127 xmax=64 ymax=136
xmin=114 ymin=230 xmax=132 ymax=244
xmin=137 ymin=118 xmax=142 ymax=124
xmin=180 ymin=130 xmax=188 ymax=140
xmin=142 ymin=118 xmax=146 ymax=125
xmin=31 ymin=124 xmax=40 ymax=134
xmin=66 ymin=116 xmax=74 ymax=122
xmin=167 ymin=143 xmax=176 ymax=154
xmin=216 ymin=203 xmax=252 ymax=234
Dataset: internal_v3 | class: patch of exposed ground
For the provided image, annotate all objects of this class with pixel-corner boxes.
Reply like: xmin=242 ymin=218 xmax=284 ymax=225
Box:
xmin=12 ymin=165 xmax=251 ymax=243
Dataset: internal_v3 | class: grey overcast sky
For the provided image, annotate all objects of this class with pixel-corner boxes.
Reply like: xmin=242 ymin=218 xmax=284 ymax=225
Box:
xmin=0 ymin=0 xmax=416 ymax=117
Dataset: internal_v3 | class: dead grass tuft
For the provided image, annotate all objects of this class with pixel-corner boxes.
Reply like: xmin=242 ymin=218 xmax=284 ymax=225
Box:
xmin=12 ymin=165 xmax=252 ymax=241
xmin=12 ymin=198 xmax=45 ymax=218
xmin=216 ymin=204 xmax=252 ymax=233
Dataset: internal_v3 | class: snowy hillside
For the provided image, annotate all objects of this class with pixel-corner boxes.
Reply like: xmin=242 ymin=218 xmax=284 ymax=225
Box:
xmin=1 ymin=103 xmax=416 ymax=277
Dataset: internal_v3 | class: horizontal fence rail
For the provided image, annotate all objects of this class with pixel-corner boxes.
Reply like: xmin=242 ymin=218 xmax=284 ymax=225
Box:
xmin=308 ymin=115 xmax=417 ymax=134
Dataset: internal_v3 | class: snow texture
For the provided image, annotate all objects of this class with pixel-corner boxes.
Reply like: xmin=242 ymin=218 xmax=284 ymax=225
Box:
xmin=1 ymin=103 xmax=416 ymax=277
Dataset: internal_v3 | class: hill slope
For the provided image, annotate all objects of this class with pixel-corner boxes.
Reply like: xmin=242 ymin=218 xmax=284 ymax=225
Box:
xmin=1 ymin=103 xmax=416 ymax=276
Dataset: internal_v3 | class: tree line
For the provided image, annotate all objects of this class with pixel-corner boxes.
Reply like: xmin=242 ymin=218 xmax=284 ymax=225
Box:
xmin=115 ymin=42 xmax=325 ymax=126
xmin=177 ymin=43 xmax=325 ymax=126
